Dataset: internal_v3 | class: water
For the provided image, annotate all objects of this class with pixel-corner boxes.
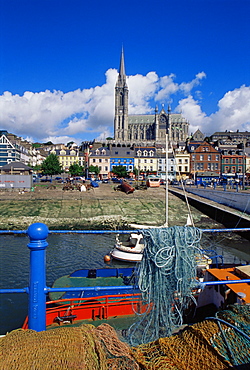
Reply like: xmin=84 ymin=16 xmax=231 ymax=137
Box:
xmin=1 ymin=231 xmax=250 ymax=335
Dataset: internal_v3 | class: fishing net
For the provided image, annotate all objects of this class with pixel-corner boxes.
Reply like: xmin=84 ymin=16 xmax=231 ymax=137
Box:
xmin=1 ymin=305 xmax=249 ymax=369
xmin=0 ymin=323 xmax=138 ymax=370
xmin=127 ymin=225 xmax=203 ymax=346
xmin=132 ymin=304 xmax=250 ymax=370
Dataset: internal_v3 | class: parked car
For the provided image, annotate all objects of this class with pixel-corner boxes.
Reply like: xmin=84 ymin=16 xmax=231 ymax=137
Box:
xmin=171 ymin=180 xmax=179 ymax=185
xmin=112 ymin=177 xmax=121 ymax=183
xmin=184 ymin=179 xmax=194 ymax=185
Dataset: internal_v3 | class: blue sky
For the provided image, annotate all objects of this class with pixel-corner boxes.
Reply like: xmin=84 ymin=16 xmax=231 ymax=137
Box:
xmin=0 ymin=0 xmax=250 ymax=144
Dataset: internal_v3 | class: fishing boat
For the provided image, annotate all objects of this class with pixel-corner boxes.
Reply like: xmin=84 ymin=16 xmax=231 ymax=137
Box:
xmin=48 ymin=267 xmax=138 ymax=302
xmin=22 ymin=292 xmax=146 ymax=329
xmin=110 ymin=233 xmax=144 ymax=262
xmin=146 ymin=175 xmax=161 ymax=188
xmin=196 ymin=264 xmax=250 ymax=310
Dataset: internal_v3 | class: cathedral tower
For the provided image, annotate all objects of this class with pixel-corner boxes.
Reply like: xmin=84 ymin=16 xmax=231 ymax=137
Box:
xmin=114 ymin=48 xmax=129 ymax=141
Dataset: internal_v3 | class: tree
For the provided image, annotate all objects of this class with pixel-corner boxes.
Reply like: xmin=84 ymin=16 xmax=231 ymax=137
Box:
xmin=69 ymin=163 xmax=84 ymax=176
xmin=112 ymin=165 xmax=128 ymax=178
xmin=133 ymin=167 xmax=139 ymax=176
xmin=41 ymin=154 xmax=62 ymax=176
xmin=88 ymin=165 xmax=100 ymax=177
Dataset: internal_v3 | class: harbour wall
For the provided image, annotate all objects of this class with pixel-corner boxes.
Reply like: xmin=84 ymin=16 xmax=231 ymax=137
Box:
xmin=169 ymin=187 xmax=250 ymax=241
xmin=183 ymin=187 xmax=250 ymax=215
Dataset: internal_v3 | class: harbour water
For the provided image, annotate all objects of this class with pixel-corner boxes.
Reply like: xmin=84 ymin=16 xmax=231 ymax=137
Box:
xmin=1 ymin=230 xmax=250 ymax=335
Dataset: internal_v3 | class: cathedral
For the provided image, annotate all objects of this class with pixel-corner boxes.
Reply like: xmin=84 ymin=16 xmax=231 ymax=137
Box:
xmin=114 ymin=49 xmax=190 ymax=146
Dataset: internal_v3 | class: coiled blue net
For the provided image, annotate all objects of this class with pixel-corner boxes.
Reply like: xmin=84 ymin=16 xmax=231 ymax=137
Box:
xmin=128 ymin=226 xmax=203 ymax=346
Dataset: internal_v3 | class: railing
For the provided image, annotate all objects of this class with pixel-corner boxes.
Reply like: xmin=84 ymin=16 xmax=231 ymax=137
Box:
xmin=1 ymin=222 xmax=250 ymax=332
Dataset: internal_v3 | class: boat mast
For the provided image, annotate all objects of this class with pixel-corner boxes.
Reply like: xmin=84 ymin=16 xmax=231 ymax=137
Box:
xmin=165 ymin=105 xmax=171 ymax=227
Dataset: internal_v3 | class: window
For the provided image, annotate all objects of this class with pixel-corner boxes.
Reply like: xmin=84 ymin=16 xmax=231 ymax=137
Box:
xmin=93 ymin=159 xmax=96 ymax=163
xmin=178 ymin=159 xmax=182 ymax=164
xmin=208 ymin=155 xmax=211 ymax=161
xmin=99 ymin=159 xmax=102 ymax=163
xmin=200 ymin=155 xmax=204 ymax=161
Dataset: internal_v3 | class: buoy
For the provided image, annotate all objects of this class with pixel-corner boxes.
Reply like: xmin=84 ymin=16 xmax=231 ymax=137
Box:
xmin=104 ymin=255 xmax=111 ymax=262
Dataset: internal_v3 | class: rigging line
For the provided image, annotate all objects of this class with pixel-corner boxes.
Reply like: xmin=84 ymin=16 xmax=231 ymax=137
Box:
xmin=170 ymin=141 xmax=194 ymax=227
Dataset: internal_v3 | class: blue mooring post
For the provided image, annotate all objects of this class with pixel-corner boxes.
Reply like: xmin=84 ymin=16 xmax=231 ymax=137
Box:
xmin=27 ymin=223 xmax=49 ymax=331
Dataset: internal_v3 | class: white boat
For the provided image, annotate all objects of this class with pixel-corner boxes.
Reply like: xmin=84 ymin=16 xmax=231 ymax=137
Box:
xmin=110 ymin=233 xmax=144 ymax=262
xmin=146 ymin=176 xmax=161 ymax=188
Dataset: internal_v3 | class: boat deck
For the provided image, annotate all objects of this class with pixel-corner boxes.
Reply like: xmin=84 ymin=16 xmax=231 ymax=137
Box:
xmin=207 ymin=266 xmax=250 ymax=303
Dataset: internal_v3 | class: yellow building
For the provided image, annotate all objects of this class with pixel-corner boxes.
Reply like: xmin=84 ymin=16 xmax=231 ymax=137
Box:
xmin=50 ymin=149 xmax=79 ymax=172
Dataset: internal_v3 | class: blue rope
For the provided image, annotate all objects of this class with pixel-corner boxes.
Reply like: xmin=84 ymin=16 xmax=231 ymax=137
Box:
xmin=128 ymin=226 xmax=203 ymax=346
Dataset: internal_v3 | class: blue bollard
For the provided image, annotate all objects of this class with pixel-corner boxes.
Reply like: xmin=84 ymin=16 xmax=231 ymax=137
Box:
xmin=27 ymin=223 xmax=49 ymax=331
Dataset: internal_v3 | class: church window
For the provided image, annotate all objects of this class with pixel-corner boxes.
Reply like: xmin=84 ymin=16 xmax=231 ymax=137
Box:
xmin=120 ymin=92 xmax=123 ymax=106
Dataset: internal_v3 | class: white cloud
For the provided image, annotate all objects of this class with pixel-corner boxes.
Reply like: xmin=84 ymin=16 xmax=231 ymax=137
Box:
xmin=209 ymin=85 xmax=250 ymax=133
xmin=0 ymin=68 xmax=249 ymax=144
xmin=176 ymin=95 xmax=211 ymax=135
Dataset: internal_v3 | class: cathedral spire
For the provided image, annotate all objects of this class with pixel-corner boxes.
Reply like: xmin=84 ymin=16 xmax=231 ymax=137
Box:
xmin=117 ymin=47 xmax=127 ymax=87
xmin=119 ymin=47 xmax=126 ymax=77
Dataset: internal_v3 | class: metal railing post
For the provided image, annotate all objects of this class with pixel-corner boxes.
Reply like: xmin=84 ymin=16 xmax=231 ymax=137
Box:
xmin=27 ymin=222 xmax=48 ymax=331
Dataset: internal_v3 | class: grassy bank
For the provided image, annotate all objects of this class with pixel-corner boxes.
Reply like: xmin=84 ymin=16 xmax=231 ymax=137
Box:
xmin=0 ymin=182 xmax=204 ymax=230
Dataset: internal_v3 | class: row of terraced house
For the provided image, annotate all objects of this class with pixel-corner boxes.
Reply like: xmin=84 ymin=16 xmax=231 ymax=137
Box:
xmin=1 ymin=128 xmax=250 ymax=183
